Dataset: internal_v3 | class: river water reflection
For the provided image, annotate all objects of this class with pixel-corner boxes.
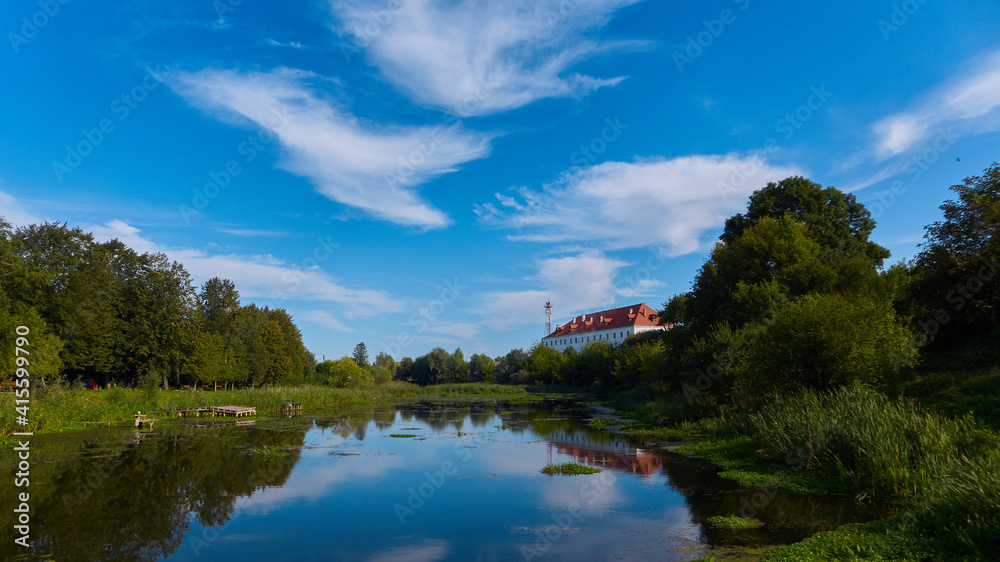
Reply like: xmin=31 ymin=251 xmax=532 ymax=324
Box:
xmin=1 ymin=399 xmax=892 ymax=561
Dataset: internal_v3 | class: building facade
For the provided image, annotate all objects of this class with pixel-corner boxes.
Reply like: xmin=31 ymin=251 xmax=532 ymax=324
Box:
xmin=540 ymin=303 xmax=669 ymax=352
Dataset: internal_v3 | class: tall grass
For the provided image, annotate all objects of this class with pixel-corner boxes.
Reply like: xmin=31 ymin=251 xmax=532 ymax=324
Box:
xmin=736 ymin=384 xmax=998 ymax=499
xmin=0 ymin=382 xmax=423 ymax=437
xmin=730 ymin=384 xmax=1000 ymax=558
xmin=429 ymin=383 xmax=528 ymax=395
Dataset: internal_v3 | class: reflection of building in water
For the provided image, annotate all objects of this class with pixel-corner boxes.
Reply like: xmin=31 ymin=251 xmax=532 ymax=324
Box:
xmin=544 ymin=428 xmax=663 ymax=478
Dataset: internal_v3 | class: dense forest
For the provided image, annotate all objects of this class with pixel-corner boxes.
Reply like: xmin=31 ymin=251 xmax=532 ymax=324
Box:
xmin=0 ymin=222 xmax=315 ymax=389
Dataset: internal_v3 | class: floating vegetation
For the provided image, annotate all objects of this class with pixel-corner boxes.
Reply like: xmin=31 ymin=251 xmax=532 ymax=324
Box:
xmin=541 ymin=463 xmax=601 ymax=476
xmin=389 ymin=433 xmax=417 ymax=438
xmin=249 ymin=445 xmax=288 ymax=457
xmin=588 ymin=417 xmax=619 ymax=429
xmin=706 ymin=516 xmax=764 ymax=529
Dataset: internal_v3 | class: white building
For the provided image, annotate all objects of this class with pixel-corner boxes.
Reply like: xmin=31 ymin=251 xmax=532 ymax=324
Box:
xmin=541 ymin=303 xmax=670 ymax=352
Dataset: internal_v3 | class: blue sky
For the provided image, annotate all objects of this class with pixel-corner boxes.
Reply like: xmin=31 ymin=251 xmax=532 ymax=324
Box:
xmin=2 ymin=0 xmax=999 ymax=362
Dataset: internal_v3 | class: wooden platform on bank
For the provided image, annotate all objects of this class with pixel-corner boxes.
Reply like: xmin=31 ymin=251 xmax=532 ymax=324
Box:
xmin=177 ymin=406 xmax=257 ymax=418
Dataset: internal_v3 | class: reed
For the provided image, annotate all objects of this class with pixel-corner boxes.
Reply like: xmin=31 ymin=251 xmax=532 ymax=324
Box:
xmin=736 ymin=383 xmax=999 ymax=500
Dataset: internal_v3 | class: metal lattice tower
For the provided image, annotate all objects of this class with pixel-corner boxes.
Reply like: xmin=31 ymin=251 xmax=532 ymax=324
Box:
xmin=545 ymin=301 xmax=552 ymax=336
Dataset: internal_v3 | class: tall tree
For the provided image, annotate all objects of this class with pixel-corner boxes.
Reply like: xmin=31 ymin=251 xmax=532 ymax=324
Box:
xmin=913 ymin=163 xmax=1000 ymax=343
xmin=352 ymin=342 xmax=369 ymax=367
xmin=722 ymin=176 xmax=889 ymax=265
xmin=198 ymin=278 xmax=240 ymax=335
xmin=468 ymin=353 xmax=495 ymax=383
xmin=11 ymin=223 xmax=118 ymax=378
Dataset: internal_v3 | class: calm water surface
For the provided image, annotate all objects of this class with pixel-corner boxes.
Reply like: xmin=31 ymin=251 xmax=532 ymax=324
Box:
xmin=1 ymin=399 xmax=892 ymax=561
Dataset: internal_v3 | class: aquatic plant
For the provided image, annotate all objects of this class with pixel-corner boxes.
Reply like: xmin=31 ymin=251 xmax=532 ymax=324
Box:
xmin=540 ymin=463 xmax=601 ymax=475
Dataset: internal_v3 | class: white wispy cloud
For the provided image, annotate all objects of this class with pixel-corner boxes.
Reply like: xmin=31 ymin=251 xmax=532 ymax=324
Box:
xmin=332 ymin=0 xmax=645 ymax=116
xmin=0 ymin=191 xmax=44 ymax=227
xmin=214 ymin=227 xmax=291 ymax=237
xmin=873 ymin=50 xmax=1000 ymax=159
xmin=301 ymin=310 xmax=355 ymax=332
xmin=476 ymin=154 xmax=803 ymax=256
xmin=89 ymin=220 xmax=401 ymax=319
xmin=423 ymin=322 xmax=481 ymax=338
xmin=169 ymin=68 xmax=492 ymax=229
xmin=482 ymin=250 xmax=651 ymax=331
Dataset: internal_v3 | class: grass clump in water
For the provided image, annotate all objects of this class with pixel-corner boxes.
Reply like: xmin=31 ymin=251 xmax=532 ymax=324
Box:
xmin=389 ymin=433 xmax=417 ymax=438
xmin=249 ymin=445 xmax=288 ymax=457
xmin=706 ymin=515 xmax=764 ymax=529
xmin=541 ymin=462 xmax=601 ymax=475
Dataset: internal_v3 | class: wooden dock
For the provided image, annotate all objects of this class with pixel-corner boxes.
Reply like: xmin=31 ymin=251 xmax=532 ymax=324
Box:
xmin=212 ymin=406 xmax=256 ymax=417
xmin=182 ymin=420 xmax=256 ymax=428
xmin=177 ymin=406 xmax=257 ymax=418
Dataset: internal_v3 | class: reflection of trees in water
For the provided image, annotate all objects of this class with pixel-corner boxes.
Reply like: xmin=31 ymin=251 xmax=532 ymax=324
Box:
xmin=656 ymin=450 xmax=898 ymax=546
xmin=0 ymin=425 xmax=304 ymax=562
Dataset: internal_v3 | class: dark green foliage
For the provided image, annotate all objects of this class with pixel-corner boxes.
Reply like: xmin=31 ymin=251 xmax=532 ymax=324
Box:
xmin=352 ymin=342 xmax=369 ymax=367
xmin=467 ymin=353 xmax=495 ymax=382
xmin=742 ymin=293 xmax=917 ymax=392
xmin=493 ymin=348 xmax=527 ymax=384
xmin=722 ymin=176 xmax=888 ymax=265
xmin=526 ymin=343 xmax=567 ymax=385
xmin=911 ymin=163 xmax=1000 ymax=350
xmin=0 ymin=220 xmax=314 ymax=389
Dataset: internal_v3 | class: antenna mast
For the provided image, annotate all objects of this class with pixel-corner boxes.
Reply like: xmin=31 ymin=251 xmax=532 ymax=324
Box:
xmin=544 ymin=301 xmax=552 ymax=336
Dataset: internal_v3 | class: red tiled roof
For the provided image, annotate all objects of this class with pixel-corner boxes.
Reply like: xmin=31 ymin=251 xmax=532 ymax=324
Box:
xmin=542 ymin=302 xmax=663 ymax=339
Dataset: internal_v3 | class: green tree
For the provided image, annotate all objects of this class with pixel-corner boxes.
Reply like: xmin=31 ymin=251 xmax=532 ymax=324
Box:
xmin=394 ymin=357 xmax=415 ymax=382
xmin=722 ymin=176 xmax=889 ymax=264
xmin=198 ymin=278 xmax=240 ymax=335
xmin=446 ymin=348 xmax=468 ymax=383
xmin=743 ymin=293 xmax=917 ymax=393
xmin=353 ymin=342 xmax=369 ymax=367
xmin=468 ymin=353 xmax=495 ymax=383
xmin=267 ymin=308 xmax=309 ymax=382
xmin=689 ymin=216 xmax=827 ymax=330
xmin=494 ymin=349 xmax=527 ymax=384
xmin=327 ymin=356 xmax=371 ymax=388
xmin=526 ymin=344 xmax=566 ymax=384
xmin=186 ymin=332 xmax=230 ymax=389
xmin=659 ymin=293 xmax=690 ymax=326
xmin=912 ymin=163 xmax=1000 ymax=346
xmin=11 ymin=223 xmax=118 ymax=379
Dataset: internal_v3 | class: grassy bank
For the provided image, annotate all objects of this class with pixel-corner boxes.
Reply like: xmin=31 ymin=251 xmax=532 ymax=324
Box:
xmin=0 ymin=382 xmax=535 ymax=438
xmin=607 ymin=384 xmax=1000 ymax=560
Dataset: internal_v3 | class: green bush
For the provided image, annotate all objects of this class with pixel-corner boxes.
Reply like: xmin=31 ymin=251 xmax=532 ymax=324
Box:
xmin=743 ymin=293 xmax=917 ymax=393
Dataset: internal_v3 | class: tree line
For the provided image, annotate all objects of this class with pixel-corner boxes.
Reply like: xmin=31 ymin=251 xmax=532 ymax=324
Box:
xmin=393 ymin=164 xmax=1000 ymax=422
xmin=0 ymin=222 xmax=314 ymax=389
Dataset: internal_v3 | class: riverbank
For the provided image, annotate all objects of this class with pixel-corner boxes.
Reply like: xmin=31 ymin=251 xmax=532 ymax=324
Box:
xmin=604 ymin=383 xmax=1000 ymax=561
xmin=0 ymin=382 xmax=534 ymax=439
